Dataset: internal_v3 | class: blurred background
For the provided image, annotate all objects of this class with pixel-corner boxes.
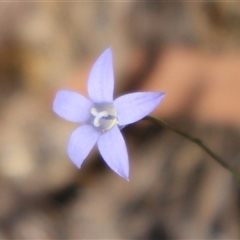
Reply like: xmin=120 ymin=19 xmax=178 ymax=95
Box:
xmin=1 ymin=1 xmax=240 ymax=239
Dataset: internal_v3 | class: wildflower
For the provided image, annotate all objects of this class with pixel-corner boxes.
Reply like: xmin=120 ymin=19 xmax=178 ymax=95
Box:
xmin=53 ymin=48 xmax=165 ymax=180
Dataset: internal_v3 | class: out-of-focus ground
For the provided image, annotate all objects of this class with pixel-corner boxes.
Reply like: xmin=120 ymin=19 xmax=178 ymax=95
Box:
xmin=1 ymin=2 xmax=240 ymax=239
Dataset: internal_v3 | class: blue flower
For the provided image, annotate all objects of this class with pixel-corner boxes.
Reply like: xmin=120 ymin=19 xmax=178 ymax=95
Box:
xmin=53 ymin=48 xmax=165 ymax=180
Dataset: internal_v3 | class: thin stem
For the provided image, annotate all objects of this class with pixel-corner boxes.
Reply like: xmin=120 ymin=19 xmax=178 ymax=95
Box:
xmin=143 ymin=115 xmax=240 ymax=181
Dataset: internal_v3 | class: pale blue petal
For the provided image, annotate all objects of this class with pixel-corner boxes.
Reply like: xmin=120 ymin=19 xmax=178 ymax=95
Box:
xmin=97 ymin=126 xmax=129 ymax=180
xmin=114 ymin=92 xmax=166 ymax=126
xmin=53 ymin=90 xmax=93 ymax=123
xmin=87 ymin=48 xmax=114 ymax=103
xmin=68 ymin=125 xmax=100 ymax=168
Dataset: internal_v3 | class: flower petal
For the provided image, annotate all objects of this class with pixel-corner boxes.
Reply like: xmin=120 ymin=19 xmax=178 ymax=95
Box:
xmin=68 ymin=125 xmax=100 ymax=168
xmin=97 ymin=126 xmax=129 ymax=180
xmin=87 ymin=48 xmax=114 ymax=103
xmin=53 ymin=90 xmax=93 ymax=122
xmin=114 ymin=92 xmax=166 ymax=126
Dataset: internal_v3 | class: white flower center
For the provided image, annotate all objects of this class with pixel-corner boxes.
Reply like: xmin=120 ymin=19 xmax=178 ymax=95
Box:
xmin=90 ymin=103 xmax=118 ymax=133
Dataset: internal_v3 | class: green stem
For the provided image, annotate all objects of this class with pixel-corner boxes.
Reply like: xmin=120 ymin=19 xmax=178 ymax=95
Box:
xmin=144 ymin=115 xmax=240 ymax=181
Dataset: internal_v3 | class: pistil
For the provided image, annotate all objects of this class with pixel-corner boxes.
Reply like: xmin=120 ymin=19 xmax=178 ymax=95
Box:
xmin=90 ymin=103 xmax=118 ymax=133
